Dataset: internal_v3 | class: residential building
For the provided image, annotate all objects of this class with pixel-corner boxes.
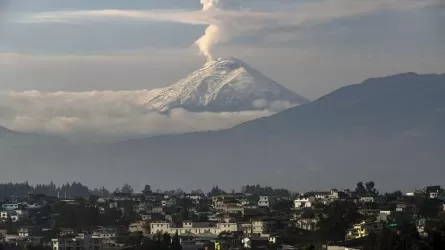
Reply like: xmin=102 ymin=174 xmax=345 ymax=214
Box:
xmin=258 ymin=196 xmax=271 ymax=207
xmin=294 ymin=218 xmax=317 ymax=231
xmin=59 ymin=228 xmax=75 ymax=236
xmin=18 ymin=226 xmax=39 ymax=237
xmin=346 ymin=221 xmax=368 ymax=240
xmin=294 ymin=196 xmax=315 ymax=208
xmin=185 ymin=194 xmax=205 ymax=205
xmin=377 ymin=211 xmax=391 ymax=222
xmin=242 ymin=237 xmax=269 ymax=249
xmin=150 ymin=222 xmax=172 ymax=234
xmin=14 ymin=209 xmax=28 ymax=218
xmin=312 ymin=192 xmax=331 ymax=201
xmin=212 ymin=194 xmax=244 ymax=211
xmin=425 ymin=186 xmax=441 ymax=199
xmin=92 ymin=227 xmax=121 ymax=239
xmin=1 ymin=204 xmax=20 ymax=210
xmin=360 ymin=197 xmax=375 ymax=203
xmin=293 ymin=208 xmax=318 ymax=231
xmin=149 ymin=221 xmax=240 ymax=236
xmin=129 ymin=221 xmax=148 ymax=234
xmin=0 ymin=210 xmax=20 ymax=222
xmin=224 ymin=205 xmax=244 ymax=215
xmin=52 ymin=234 xmax=100 ymax=250
xmin=241 ymin=223 xmax=253 ymax=235
xmin=346 ymin=221 xmax=383 ymax=240
xmin=251 ymin=219 xmax=277 ymax=237
xmin=417 ymin=218 xmax=429 ymax=237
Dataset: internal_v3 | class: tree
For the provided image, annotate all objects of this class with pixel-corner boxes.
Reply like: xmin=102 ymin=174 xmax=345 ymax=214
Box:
xmin=355 ymin=182 xmax=366 ymax=195
xmin=363 ymin=231 xmax=378 ymax=250
xmin=425 ymin=220 xmax=445 ymax=249
xmin=88 ymin=195 xmax=100 ymax=203
xmin=418 ymin=198 xmax=442 ymax=219
xmin=171 ymin=232 xmax=182 ymax=250
xmin=209 ymin=186 xmax=225 ymax=196
xmin=304 ymin=244 xmax=315 ymax=250
xmin=142 ymin=185 xmax=152 ymax=195
xmin=272 ymin=199 xmax=293 ymax=212
xmin=161 ymin=233 xmax=172 ymax=250
xmin=385 ymin=191 xmax=403 ymax=202
xmin=365 ymin=181 xmax=378 ymax=195
xmin=372 ymin=227 xmax=400 ymax=250
xmin=317 ymin=200 xmax=362 ymax=244
xmin=242 ymin=184 xmax=291 ymax=197
xmin=121 ymin=184 xmax=134 ymax=194
xmin=5 ymin=216 xmax=13 ymax=234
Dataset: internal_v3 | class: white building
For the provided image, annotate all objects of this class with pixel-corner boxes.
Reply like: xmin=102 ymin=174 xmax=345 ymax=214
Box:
xmin=185 ymin=194 xmax=204 ymax=205
xmin=92 ymin=227 xmax=119 ymax=239
xmin=294 ymin=196 xmax=316 ymax=208
xmin=258 ymin=196 xmax=270 ymax=207
xmin=251 ymin=220 xmax=277 ymax=237
xmin=313 ymin=192 xmax=331 ymax=200
xmin=226 ymin=206 xmax=244 ymax=215
xmin=150 ymin=222 xmax=172 ymax=234
xmin=430 ymin=192 xmax=439 ymax=199
xmin=294 ymin=218 xmax=318 ymax=231
xmin=1 ymin=204 xmax=19 ymax=210
xmin=329 ymin=190 xmax=340 ymax=199
xmin=0 ymin=211 xmax=9 ymax=220
xmin=52 ymin=234 xmax=101 ymax=250
xmin=18 ymin=227 xmax=38 ymax=237
xmin=1 ymin=210 xmax=20 ymax=222
xmin=150 ymin=221 xmax=240 ymax=236
xmin=360 ymin=197 xmax=375 ymax=203
xmin=327 ymin=247 xmax=359 ymax=250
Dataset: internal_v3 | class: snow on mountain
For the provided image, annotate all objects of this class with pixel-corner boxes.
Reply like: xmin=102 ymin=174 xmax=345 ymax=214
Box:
xmin=145 ymin=57 xmax=309 ymax=112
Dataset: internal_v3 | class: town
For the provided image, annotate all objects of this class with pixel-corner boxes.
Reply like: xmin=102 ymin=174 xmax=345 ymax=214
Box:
xmin=0 ymin=182 xmax=444 ymax=250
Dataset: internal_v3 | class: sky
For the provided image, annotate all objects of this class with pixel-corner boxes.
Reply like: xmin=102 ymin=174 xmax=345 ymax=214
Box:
xmin=0 ymin=0 xmax=444 ymax=136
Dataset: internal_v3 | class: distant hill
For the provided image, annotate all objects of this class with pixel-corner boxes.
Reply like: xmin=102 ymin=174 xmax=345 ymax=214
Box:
xmin=0 ymin=73 xmax=443 ymax=191
xmin=233 ymin=72 xmax=445 ymax=136
xmin=0 ymin=125 xmax=66 ymax=147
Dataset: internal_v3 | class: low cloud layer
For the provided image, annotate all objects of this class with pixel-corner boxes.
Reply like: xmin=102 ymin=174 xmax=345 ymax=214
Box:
xmin=0 ymin=90 xmax=293 ymax=136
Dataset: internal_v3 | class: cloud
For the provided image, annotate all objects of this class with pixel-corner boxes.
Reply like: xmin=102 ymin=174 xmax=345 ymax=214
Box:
xmin=0 ymin=90 xmax=284 ymax=136
xmin=16 ymin=0 xmax=436 ymax=59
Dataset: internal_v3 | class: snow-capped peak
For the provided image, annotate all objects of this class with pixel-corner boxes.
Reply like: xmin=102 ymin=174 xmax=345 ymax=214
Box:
xmin=145 ymin=57 xmax=309 ymax=112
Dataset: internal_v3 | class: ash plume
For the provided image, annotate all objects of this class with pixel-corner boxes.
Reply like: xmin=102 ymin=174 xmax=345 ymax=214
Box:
xmin=196 ymin=0 xmax=221 ymax=61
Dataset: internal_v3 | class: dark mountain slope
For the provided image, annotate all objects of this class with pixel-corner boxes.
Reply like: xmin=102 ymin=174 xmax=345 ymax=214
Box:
xmin=0 ymin=73 xmax=443 ymax=191
xmin=233 ymin=72 xmax=445 ymax=136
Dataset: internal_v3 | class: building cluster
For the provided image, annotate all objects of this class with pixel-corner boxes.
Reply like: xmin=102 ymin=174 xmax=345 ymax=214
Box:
xmin=0 ymin=185 xmax=444 ymax=250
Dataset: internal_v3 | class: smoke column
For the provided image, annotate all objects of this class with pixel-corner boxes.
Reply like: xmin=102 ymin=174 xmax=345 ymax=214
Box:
xmin=196 ymin=0 xmax=221 ymax=61
xmin=201 ymin=0 xmax=219 ymax=11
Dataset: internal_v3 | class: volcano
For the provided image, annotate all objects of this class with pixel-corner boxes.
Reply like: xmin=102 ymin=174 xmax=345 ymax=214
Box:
xmin=144 ymin=57 xmax=309 ymax=112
